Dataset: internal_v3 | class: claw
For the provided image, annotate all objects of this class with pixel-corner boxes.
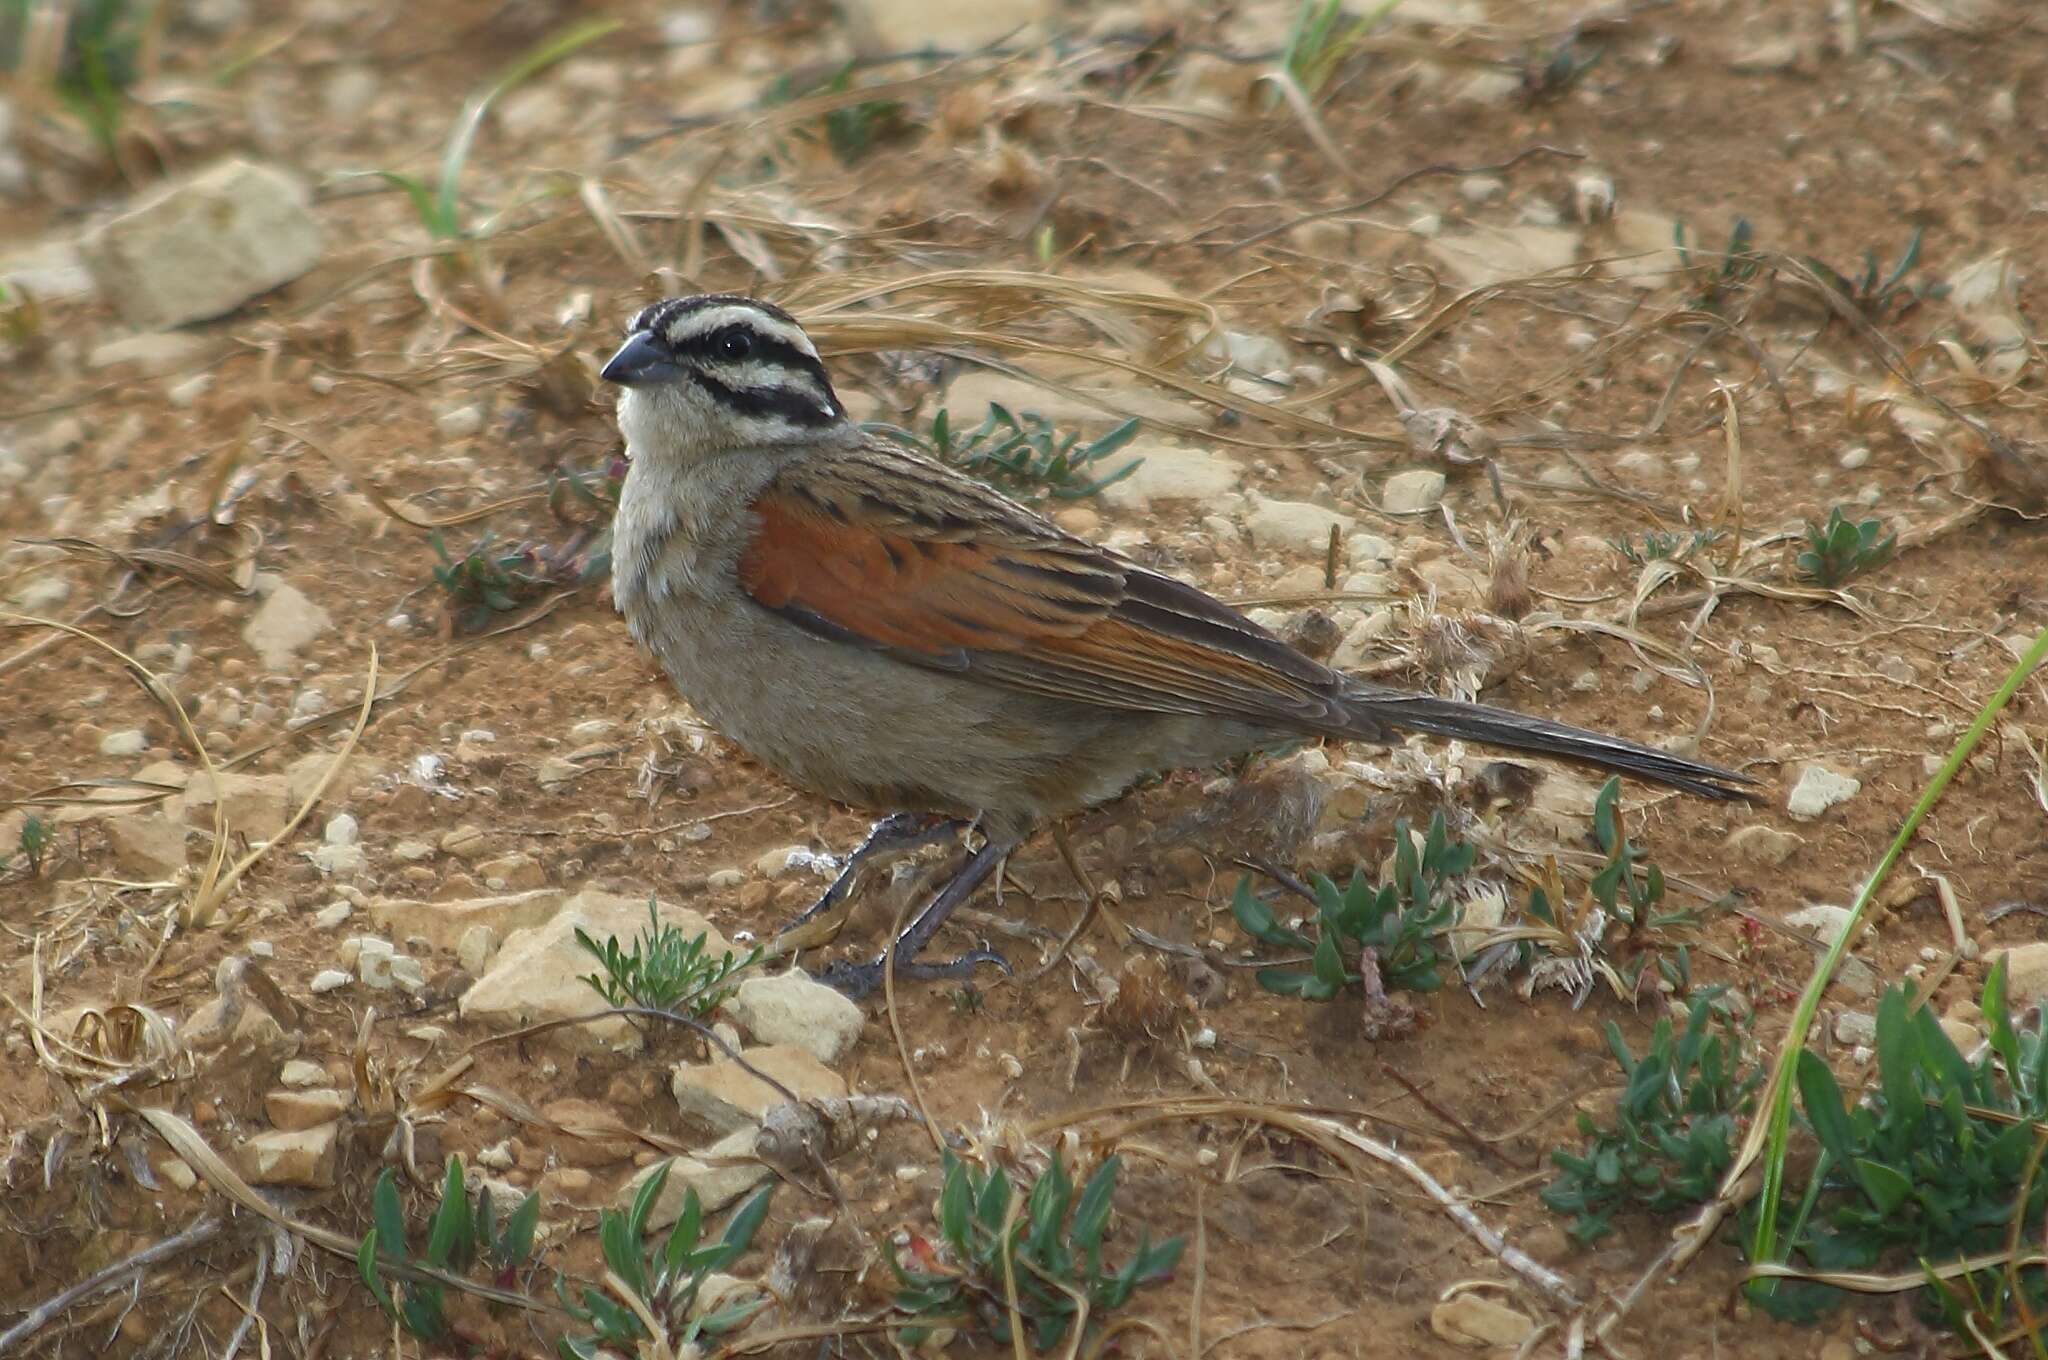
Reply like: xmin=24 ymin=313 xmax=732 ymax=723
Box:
xmin=816 ymin=943 xmax=1011 ymax=1000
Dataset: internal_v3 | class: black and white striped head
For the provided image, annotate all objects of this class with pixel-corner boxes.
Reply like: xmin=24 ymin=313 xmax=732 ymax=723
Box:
xmin=600 ymin=295 xmax=847 ymax=453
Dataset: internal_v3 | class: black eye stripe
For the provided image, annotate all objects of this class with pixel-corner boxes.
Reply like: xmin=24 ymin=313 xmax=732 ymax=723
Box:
xmin=692 ymin=370 xmax=842 ymax=426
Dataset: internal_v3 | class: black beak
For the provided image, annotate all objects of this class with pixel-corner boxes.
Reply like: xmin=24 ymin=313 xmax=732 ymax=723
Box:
xmin=600 ymin=330 xmax=681 ymax=387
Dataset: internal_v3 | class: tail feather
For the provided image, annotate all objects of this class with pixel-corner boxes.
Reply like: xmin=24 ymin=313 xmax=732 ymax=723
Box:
xmin=1341 ymin=684 xmax=1757 ymax=801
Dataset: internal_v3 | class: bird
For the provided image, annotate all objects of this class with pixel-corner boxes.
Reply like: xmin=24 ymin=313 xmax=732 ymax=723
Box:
xmin=599 ymin=293 xmax=1754 ymax=997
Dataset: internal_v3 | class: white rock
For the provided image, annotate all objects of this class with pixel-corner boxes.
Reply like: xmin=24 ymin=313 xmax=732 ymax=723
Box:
xmin=243 ymin=582 xmax=332 ymax=670
xmin=323 ymin=813 xmax=359 ymax=846
xmin=620 ymin=1128 xmax=770 ymax=1226
xmin=1833 ymin=1011 xmax=1878 ymax=1047
xmin=457 ymin=923 xmax=499 ymax=973
xmin=388 ymin=955 xmax=426 ymax=993
xmin=1787 ymin=764 xmax=1860 ymax=820
xmin=308 ymin=842 xmax=365 ymax=875
xmin=79 ymin=159 xmax=324 ymax=329
xmin=1205 ymin=329 xmax=1291 ymax=374
xmin=1244 ymin=496 xmax=1353 ymax=552
xmin=1098 ymin=443 xmax=1242 ymax=510
xmin=436 ymin=405 xmax=485 ymax=439
xmin=724 ymin=972 xmax=866 ymax=1065
xmin=322 ymin=66 xmax=379 ymax=120
xmin=312 ymin=902 xmax=352 ymax=929
xmin=1785 ymin=904 xmax=1854 ymax=948
xmin=98 ymin=728 xmax=148 ymax=757
xmin=841 ymin=0 xmax=1054 ymax=54
xmin=87 ymin=331 xmax=212 ymax=375
xmin=309 ymin=969 xmax=351 ymax=993
xmin=1383 ymin=469 xmax=1447 ymax=513
xmin=1345 ymin=533 xmax=1395 ymax=566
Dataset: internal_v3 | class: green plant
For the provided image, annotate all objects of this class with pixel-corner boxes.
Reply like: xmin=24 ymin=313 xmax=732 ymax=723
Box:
xmin=1607 ymin=527 xmax=1725 ymax=566
xmin=3 ymin=0 xmax=150 ymax=159
xmin=1280 ymin=0 xmax=1397 ymax=100
xmin=366 ymin=17 xmax=618 ymax=241
xmin=15 ymin=813 xmax=49 ymax=876
xmin=575 ymin=900 xmax=760 ymax=1018
xmin=871 ymin=404 xmax=1143 ymax=502
xmin=1675 ymin=217 xmax=1760 ymax=311
xmin=357 ymin=1158 xmax=541 ymax=1341
xmin=559 ymin=1168 xmax=772 ymax=1359
xmin=428 ymin=527 xmax=606 ymax=632
xmin=1232 ymin=810 xmax=1471 ymax=999
xmin=890 ymin=1152 xmax=1183 ymax=1350
xmin=1542 ymin=996 xmax=1761 ymax=1244
xmin=1804 ymin=227 xmax=1942 ymax=322
xmin=762 ymin=59 xmax=906 ymax=166
xmin=1796 ymin=506 xmax=1894 ymax=588
xmin=1769 ymin=960 xmax=2048 ymax=1321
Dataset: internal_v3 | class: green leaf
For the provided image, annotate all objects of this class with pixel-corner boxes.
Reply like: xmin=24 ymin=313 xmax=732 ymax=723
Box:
xmin=939 ymin=1154 xmax=971 ymax=1246
xmin=1851 ymin=1158 xmax=1911 ymax=1214
xmin=356 ymin=1230 xmax=399 ymax=1320
xmin=1795 ymin=1048 xmax=1859 ymax=1165
xmin=1230 ymin=878 xmax=1308 ymax=948
xmin=1072 ymin=1155 xmax=1118 ymax=1254
xmin=707 ymin=1184 xmax=774 ymax=1270
xmin=424 ymin=1157 xmax=470 ymax=1269
xmin=501 ymin=1190 xmax=540 ymax=1266
xmin=1311 ymin=931 xmax=1348 ymax=990
xmin=628 ymin=1160 xmax=670 ymax=1240
xmin=601 ymin=1209 xmax=647 ymax=1301
xmin=372 ymin=1168 xmax=408 ymax=1262
xmin=1592 ymin=777 xmax=1622 ymax=852
xmin=1254 ymin=967 xmax=1335 ymax=999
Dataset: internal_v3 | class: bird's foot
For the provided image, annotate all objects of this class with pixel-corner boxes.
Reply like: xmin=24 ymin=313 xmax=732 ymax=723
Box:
xmin=814 ymin=942 xmax=1011 ymax=1000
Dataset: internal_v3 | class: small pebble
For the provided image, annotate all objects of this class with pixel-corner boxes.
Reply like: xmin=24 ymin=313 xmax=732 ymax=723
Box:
xmin=324 ymin=813 xmax=359 ymax=846
xmin=309 ymin=969 xmax=351 ymax=993
xmin=98 ymin=729 xmax=148 ymax=757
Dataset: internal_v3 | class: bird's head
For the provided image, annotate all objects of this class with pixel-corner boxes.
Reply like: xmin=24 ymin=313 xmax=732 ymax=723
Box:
xmin=600 ymin=294 xmax=848 ymax=457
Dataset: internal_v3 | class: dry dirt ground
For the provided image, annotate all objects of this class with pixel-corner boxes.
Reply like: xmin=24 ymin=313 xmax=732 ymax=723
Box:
xmin=4 ymin=0 xmax=2048 ymax=1356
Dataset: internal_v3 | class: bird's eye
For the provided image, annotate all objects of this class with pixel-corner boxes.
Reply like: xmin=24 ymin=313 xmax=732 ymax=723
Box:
xmin=718 ymin=331 xmax=752 ymax=360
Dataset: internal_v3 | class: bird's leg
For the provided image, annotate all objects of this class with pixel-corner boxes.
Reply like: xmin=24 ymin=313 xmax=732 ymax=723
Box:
xmin=777 ymin=812 xmax=964 ymax=948
xmin=816 ymin=832 xmax=1023 ymax=999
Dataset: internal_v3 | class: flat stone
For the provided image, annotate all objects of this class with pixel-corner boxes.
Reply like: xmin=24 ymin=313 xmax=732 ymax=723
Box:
xmin=1430 ymin=1294 xmax=1535 ymax=1348
xmin=104 ymin=812 xmax=189 ymax=878
xmin=239 ymin=1122 xmax=340 ymax=1188
xmin=180 ymin=771 xmax=290 ymax=840
xmin=1383 ymin=469 xmax=1447 ymax=513
xmin=1244 ymin=495 xmax=1353 ymax=552
xmin=86 ymin=331 xmax=212 ymax=375
xmin=1785 ymin=904 xmax=1855 ymax=948
xmin=98 ymin=728 xmax=148 ymax=757
xmin=80 ymin=159 xmax=324 ymax=329
xmin=1787 ymin=764 xmax=1859 ymax=820
xmin=2002 ymin=942 xmax=2048 ymax=1012
xmin=618 ymin=1127 xmax=771 ymax=1227
xmin=842 ymin=0 xmax=1055 ymax=52
xmin=724 ymin=972 xmax=866 ymax=1065
xmin=265 ymin=1087 xmax=348 ymax=1131
xmin=670 ymin=1046 xmax=847 ymax=1137
xmin=1726 ymin=824 xmax=1803 ymax=866
xmin=242 ymin=582 xmax=332 ymax=671
xmin=458 ymin=891 xmax=732 ymax=1052
xmin=278 ymin=1059 xmax=327 ymax=1087
xmin=1098 ymin=443 xmax=1242 ymax=510
xmin=373 ymin=887 xmax=576 ymax=953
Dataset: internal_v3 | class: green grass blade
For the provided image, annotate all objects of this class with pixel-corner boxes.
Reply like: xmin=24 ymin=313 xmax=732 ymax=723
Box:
xmin=435 ymin=17 xmax=621 ymax=236
xmin=1742 ymin=626 xmax=2048 ymax=1297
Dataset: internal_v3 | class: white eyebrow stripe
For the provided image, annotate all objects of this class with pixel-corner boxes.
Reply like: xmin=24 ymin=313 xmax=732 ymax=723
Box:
xmin=664 ymin=305 xmax=819 ymax=358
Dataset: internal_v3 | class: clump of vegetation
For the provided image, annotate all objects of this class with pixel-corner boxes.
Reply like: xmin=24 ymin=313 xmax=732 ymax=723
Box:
xmin=1795 ymin=506 xmax=1894 ymax=588
xmin=1608 ymin=526 xmax=1726 ymax=566
xmin=1542 ymin=996 xmax=1761 ymax=1244
xmin=873 ymin=404 xmax=1143 ymax=502
xmin=1279 ymin=0 xmax=1391 ymax=101
xmin=356 ymin=1158 xmax=541 ymax=1343
xmin=1763 ymin=960 xmax=2048 ymax=1325
xmin=2 ymin=0 xmax=151 ymax=160
xmin=560 ymin=1170 xmax=772 ymax=1359
xmin=1804 ymin=227 xmax=1943 ymax=323
xmin=428 ymin=527 xmax=607 ymax=632
xmin=1675 ymin=216 xmax=1761 ymax=312
xmin=1231 ymin=810 xmax=1471 ymax=999
xmin=14 ymin=813 xmax=50 ymax=877
xmin=764 ymin=59 xmax=907 ymax=166
xmin=368 ymin=17 xmax=618 ymax=242
xmin=576 ymin=900 xmax=761 ymax=1019
xmin=1521 ymin=777 xmax=1704 ymax=998
xmin=889 ymin=1152 xmax=1183 ymax=1351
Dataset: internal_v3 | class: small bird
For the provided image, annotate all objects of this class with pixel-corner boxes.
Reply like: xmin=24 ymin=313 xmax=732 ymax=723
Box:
xmin=600 ymin=294 xmax=1753 ymax=996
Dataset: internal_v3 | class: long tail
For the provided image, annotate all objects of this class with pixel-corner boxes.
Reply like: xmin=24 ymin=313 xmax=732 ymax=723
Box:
xmin=1341 ymin=683 xmax=1757 ymax=801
